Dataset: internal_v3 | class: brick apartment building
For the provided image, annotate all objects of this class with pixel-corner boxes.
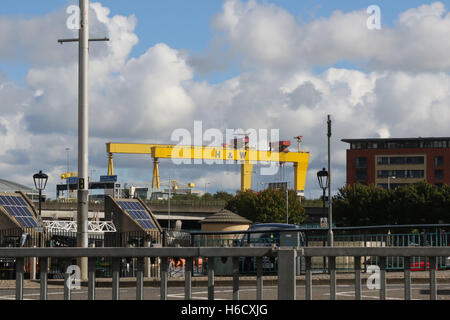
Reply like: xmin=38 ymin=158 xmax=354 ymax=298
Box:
xmin=342 ymin=137 xmax=450 ymax=189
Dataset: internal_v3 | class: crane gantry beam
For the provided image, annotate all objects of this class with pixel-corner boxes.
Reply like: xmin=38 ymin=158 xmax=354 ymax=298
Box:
xmin=106 ymin=142 xmax=310 ymax=193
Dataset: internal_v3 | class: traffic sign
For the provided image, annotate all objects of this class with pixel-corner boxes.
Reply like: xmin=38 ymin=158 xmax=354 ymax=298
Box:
xmin=100 ymin=175 xmax=118 ymax=183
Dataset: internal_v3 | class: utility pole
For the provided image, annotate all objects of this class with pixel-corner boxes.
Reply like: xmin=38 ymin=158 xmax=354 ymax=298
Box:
xmin=66 ymin=147 xmax=70 ymax=201
xmin=58 ymin=0 xmax=109 ymax=280
xmin=327 ymin=115 xmax=334 ymax=247
xmin=168 ymin=180 xmax=171 ymax=231
xmin=286 ymin=186 xmax=289 ymax=224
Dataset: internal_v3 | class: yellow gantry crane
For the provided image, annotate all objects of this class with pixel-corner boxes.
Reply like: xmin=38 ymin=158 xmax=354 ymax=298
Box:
xmin=106 ymin=140 xmax=310 ymax=193
xmin=61 ymin=172 xmax=78 ymax=180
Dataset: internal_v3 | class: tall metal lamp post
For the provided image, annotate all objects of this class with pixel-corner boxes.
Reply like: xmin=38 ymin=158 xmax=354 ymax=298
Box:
xmin=33 ymin=171 xmax=48 ymax=222
xmin=388 ymin=175 xmax=396 ymax=190
xmin=317 ymin=167 xmax=328 ymax=225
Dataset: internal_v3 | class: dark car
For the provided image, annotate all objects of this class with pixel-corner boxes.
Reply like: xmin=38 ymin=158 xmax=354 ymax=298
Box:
xmin=238 ymin=223 xmax=305 ymax=274
xmin=244 ymin=223 xmax=305 ymax=247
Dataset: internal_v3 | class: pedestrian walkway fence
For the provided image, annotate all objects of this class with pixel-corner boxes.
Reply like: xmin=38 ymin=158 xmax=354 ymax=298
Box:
xmin=1 ymin=226 xmax=449 ymax=280
xmin=2 ymin=246 xmax=450 ymax=300
xmin=190 ymin=228 xmax=450 ymax=274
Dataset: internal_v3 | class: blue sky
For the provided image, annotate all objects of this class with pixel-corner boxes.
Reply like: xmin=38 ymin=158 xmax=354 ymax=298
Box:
xmin=2 ymin=0 xmax=443 ymax=85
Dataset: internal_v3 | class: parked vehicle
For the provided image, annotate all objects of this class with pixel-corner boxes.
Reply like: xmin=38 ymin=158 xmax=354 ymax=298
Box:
xmin=410 ymin=261 xmax=438 ymax=271
xmin=237 ymin=223 xmax=305 ymax=274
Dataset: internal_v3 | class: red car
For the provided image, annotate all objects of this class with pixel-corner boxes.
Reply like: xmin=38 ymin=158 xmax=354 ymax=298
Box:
xmin=410 ymin=261 xmax=438 ymax=271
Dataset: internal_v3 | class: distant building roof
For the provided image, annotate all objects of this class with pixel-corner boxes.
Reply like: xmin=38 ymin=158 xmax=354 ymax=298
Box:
xmin=342 ymin=137 xmax=450 ymax=143
xmin=0 ymin=179 xmax=33 ymax=193
xmin=201 ymin=209 xmax=252 ymax=225
xmin=342 ymin=137 xmax=450 ymax=150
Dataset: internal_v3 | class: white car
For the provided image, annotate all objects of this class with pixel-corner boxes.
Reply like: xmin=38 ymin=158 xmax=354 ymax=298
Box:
xmin=446 ymin=257 xmax=450 ymax=269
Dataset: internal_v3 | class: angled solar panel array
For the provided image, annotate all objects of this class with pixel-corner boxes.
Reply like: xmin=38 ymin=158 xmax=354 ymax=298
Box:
xmin=0 ymin=194 xmax=39 ymax=228
xmin=117 ymin=200 xmax=157 ymax=230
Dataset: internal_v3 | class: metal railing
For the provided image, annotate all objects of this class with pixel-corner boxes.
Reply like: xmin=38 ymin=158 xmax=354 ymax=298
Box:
xmin=1 ymin=246 xmax=449 ymax=300
xmin=190 ymin=227 xmax=450 ymax=273
xmin=0 ymin=247 xmax=273 ymax=300
xmin=299 ymin=247 xmax=450 ymax=301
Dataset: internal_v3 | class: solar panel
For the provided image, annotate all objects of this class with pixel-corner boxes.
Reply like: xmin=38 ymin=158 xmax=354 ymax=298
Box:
xmin=118 ymin=200 xmax=157 ymax=230
xmin=0 ymin=195 xmax=39 ymax=228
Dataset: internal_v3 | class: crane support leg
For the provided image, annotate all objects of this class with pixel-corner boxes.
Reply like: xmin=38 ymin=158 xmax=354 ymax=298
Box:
xmin=241 ymin=163 xmax=253 ymax=191
xmin=152 ymin=159 xmax=160 ymax=189
xmin=108 ymin=153 xmax=114 ymax=176
xmin=294 ymin=162 xmax=308 ymax=193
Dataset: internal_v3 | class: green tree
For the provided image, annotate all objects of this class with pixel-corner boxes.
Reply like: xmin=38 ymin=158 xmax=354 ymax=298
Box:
xmin=171 ymin=193 xmax=200 ymax=200
xmin=226 ymin=189 xmax=306 ymax=224
xmin=212 ymin=191 xmax=234 ymax=202
xmin=333 ymin=182 xmax=450 ymax=226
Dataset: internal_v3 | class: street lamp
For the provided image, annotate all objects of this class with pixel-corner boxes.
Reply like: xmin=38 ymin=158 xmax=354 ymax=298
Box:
xmin=285 ymin=184 xmax=289 ymax=225
xmin=388 ymin=175 xmax=396 ymax=190
xmin=317 ymin=167 xmax=329 ymax=208
xmin=204 ymin=182 xmax=211 ymax=195
xmin=65 ymin=147 xmax=70 ymax=201
xmin=33 ymin=170 xmax=48 ymax=222
xmin=317 ymin=168 xmax=330 ymax=242
xmin=167 ymin=179 xmax=177 ymax=230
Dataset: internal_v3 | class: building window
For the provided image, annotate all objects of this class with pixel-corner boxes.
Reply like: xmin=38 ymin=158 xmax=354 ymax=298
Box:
xmin=435 ymin=156 xmax=444 ymax=167
xmin=356 ymin=157 xmax=368 ymax=168
xmin=435 ymin=170 xmax=444 ymax=180
xmin=390 ymin=157 xmax=406 ymax=165
xmin=409 ymin=170 xmax=424 ymax=178
xmin=406 ymin=156 xmax=425 ymax=164
xmin=377 ymin=156 xmax=424 ymax=165
xmin=377 ymin=170 xmax=424 ymax=179
xmin=356 ymin=169 xmax=367 ymax=181
xmin=377 ymin=157 xmax=388 ymax=165
xmin=377 ymin=183 xmax=407 ymax=190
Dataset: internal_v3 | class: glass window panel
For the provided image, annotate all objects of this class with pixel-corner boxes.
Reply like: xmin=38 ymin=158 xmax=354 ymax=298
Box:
xmin=119 ymin=202 xmax=128 ymax=210
xmin=377 ymin=157 xmax=388 ymax=165
xmin=17 ymin=207 xmax=28 ymax=217
xmin=356 ymin=170 xmax=367 ymax=181
xmin=407 ymin=157 xmax=424 ymax=164
xmin=435 ymin=156 xmax=444 ymax=167
xmin=129 ymin=211 xmax=139 ymax=219
xmin=140 ymin=211 xmax=148 ymax=219
xmin=16 ymin=197 xmax=27 ymax=206
xmin=138 ymin=220 xmax=148 ymax=229
xmin=134 ymin=202 xmax=145 ymax=210
xmin=4 ymin=196 xmax=14 ymax=206
xmin=9 ymin=196 xmax=19 ymax=206
xmin=390 ymin=157 xmax=405 ymax=165
xmin=21 ymin=218 xmax=31 ymax=228
xmin=28 ymin=218 xmax=38 ymax=227
xmin=16 ymin=217 xmax=26 ymax=227
xmin=133 ymin=211 xmax=142 ymax=219
xmin=356 ymin=157 xmax=368 ymax=168
xmin=12 ymin=207 xmax=22 ymax=217
xmin=11 ymin=197 xmax=21 ymax=206
xmin=435 ymin=170 xmax=444 ymax=180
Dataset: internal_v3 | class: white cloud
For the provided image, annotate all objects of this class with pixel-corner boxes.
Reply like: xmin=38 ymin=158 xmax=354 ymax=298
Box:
xmin=210 ymin=0 xmax=450 ymax=72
